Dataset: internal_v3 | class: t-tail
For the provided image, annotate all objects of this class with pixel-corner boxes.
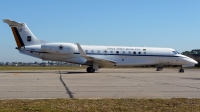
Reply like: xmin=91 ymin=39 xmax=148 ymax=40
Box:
xmin=3 ymin=19 xmax=47 ymax=48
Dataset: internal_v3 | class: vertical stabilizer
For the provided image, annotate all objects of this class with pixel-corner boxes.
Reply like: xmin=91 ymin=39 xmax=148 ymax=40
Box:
xmin=3 ymin=19 xmax=47 ymax=48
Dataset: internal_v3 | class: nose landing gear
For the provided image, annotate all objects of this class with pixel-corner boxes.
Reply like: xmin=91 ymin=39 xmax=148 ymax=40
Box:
xmin=156 ymin=65 xmax=163 ymax=71
xmin=179 ymin=68 xmax=184 ymax=73
xmin=156 ymin=67 xmax=163 ymax=71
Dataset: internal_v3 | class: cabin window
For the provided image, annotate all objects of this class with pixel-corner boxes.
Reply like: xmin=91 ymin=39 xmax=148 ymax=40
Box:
xmin=85 ymin=50 xmax=88 ymax=53
xmin=133 ymin=51 xmax=136 ymax=54
xmin=110 ymin=51 xmax=113 ymax=54
xmin=144 ymin=52 xmax=146 ymax=54
xmin=123 ymin=51 xmax=125 ymax=54
xmin=91 ymin=50 xmax=94 ymax=53
xmin=128 ymin=51 xmax=131 ymax=54
xmin=97 ymin=50 xmax=100 ymax=53
xmin=116 ymin=51 xmax=119 ymax=54
xmin=104 ymin=50 xmax=107 ymax=55
xmin=138 ymin=52 xmax=141 ymax=54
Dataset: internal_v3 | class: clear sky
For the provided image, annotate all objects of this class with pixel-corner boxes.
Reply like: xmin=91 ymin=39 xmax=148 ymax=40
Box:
xmin=0 ymin=0 xmax=200 ymax=62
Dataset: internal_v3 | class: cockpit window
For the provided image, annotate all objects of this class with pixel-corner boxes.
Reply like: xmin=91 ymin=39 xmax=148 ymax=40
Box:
xmin=175 ymin=51 xmax=180 ymax=54
xmin=172 ymin=51 xmax=177 ymax=54
xmin=172 ymin=50 xmax=180 ymax=54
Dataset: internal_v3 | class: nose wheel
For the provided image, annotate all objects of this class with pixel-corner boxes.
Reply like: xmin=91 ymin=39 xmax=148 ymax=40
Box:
xmin=156 ymin=67 xmax=163 ymax=71
xmin=86 ymin=67 xmax=95 ymax=73
xmin=179 ymin=68 xmax=184 ymax=73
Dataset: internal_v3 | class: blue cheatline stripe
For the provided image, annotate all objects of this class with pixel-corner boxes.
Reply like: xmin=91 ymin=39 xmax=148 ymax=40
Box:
xmin=73 ymin=53 xmax=179 ymax=57
xmin=20 ymin=51 xmax=180 ymax=57
xmin=22 ymin=49 xmax=49 ymax=53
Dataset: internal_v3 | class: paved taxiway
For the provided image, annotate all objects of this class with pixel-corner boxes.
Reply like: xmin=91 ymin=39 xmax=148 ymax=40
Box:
xmin=0 ymin=68 xmax=200 ymax=99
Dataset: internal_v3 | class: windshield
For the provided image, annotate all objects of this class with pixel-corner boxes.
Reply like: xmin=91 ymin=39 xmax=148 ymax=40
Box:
xmin=172 ymin=51 xmax=177 ymax=54
xmin=172 ymin=51 xmax=180 ymax=55
xmin=175 ymin=51 xmax=180 ymax=54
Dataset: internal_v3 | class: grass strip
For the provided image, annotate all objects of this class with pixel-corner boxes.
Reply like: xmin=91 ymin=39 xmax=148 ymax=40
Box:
xmin=0 ymin=98 xmax=200 ymax=112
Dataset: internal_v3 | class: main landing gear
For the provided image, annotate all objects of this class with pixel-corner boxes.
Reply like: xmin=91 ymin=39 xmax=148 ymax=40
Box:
xmin=86 ymin=67 xmax=95 ymax=73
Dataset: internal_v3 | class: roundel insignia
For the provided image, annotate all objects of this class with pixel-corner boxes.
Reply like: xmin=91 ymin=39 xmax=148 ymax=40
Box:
xmin=27 ymin=36 xmax=31 ymax=42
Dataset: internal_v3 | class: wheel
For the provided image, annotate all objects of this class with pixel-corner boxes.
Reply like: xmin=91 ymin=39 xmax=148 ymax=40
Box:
xmin=86 ymin=67 xmax=95 ymax=73
xmin=156 ymin=67 xmax=163 ymax=71
xmin=86 ymin=67 xmax=90 ymax=72
xmin=179 ymin=68 xmax=184 ymax=73
xmin=89 ymin=68 xmax=95 ymax=73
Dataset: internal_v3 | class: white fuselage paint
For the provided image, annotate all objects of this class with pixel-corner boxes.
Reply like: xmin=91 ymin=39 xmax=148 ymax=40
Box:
xmin=20 ymin=43 xmax=197 ymax=67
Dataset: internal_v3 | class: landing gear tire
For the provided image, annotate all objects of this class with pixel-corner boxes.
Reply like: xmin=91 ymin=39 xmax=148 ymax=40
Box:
xmin=179 ymin=68 xmax=184 ymax=73
xmin=86 ymin=67 xmax=95 ymax=73
xmin=156 ymin=67 xmax=163 ymax=71
xmin=86 ymin=67 xmax=90 ymax=72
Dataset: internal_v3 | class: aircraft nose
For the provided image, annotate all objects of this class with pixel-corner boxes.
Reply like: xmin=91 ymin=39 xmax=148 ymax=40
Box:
xmin=180 ymin=55 xmax=198 ymax=65
xmin=185 ymin=57 xmax=198 ymax=64
xmin=191 ymin=59 xmax=198 ymax=64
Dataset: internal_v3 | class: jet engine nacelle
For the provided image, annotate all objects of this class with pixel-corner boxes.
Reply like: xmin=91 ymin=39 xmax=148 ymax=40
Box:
xmin=41 ymin=43 xmax=75 ymax=55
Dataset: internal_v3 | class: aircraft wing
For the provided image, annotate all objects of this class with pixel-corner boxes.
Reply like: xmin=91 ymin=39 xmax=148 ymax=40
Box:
xmin=77 ymin=43 xmax=116 ymax=66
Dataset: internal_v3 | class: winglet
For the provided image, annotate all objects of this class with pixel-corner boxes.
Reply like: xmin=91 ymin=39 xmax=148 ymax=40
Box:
xmin=76 ymin=43 xmax=87 ymax=57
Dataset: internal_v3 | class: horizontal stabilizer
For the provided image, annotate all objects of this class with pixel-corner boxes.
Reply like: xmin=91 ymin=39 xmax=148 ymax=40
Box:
xmin=3 ymin=19 xmax=23 ymax=27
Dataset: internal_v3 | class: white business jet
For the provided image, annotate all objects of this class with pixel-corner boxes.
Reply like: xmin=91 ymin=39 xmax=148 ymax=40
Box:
xmin=3 ymin=19 xmax=198 ymax=73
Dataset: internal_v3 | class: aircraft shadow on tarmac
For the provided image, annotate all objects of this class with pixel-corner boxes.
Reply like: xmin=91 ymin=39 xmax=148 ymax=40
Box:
xmin=0 ymin=72 xmax=44 ymax=73
xmin=181 ymin=77 xmax=200 ymax=80
xmin=59 ymin=71 xmax=172 ymax=74
xmin=60 ymin=71 xmax=89 ymax=74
